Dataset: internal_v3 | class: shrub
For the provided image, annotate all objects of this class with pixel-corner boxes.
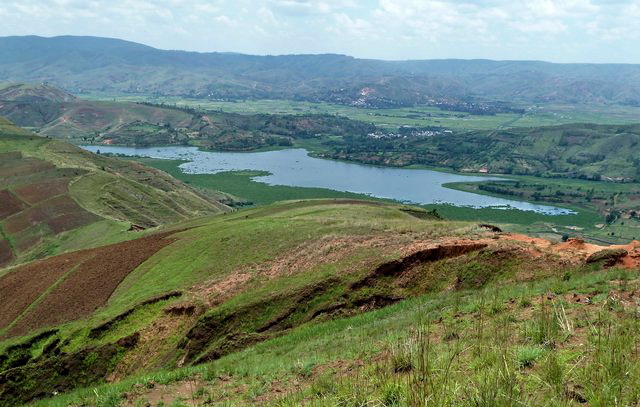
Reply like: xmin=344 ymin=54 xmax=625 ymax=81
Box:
xmin=516 ymin=346 xmax=544 ymax=369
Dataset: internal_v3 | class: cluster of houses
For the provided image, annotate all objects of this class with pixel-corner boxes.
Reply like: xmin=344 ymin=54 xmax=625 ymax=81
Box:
xmin=366 ymin=127 xmax=452 ymax=139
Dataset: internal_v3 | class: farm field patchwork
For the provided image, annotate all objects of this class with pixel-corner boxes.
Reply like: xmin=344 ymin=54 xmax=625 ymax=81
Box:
xmin=0 ymin=230 xmax=178 ymax=338
xmin=0 ymin=151 xmax=102 ymax=264
xmin=87 ymin=95 xmax=640 ymax=130
xmin=0 ymin=117 xmax=229 ymax=267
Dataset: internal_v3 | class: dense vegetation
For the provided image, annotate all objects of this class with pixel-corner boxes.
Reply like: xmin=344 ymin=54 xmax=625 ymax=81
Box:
xmin=319 ymin=123 xmax=640 ymax=181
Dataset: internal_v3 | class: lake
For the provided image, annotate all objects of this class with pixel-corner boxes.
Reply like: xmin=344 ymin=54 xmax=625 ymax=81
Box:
xmin=82 ymin=146 xmax=573 ymax=215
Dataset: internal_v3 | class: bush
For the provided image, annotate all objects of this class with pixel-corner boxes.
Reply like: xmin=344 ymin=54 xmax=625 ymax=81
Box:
xmin=516 ymin=346 xmax=545 ymax=368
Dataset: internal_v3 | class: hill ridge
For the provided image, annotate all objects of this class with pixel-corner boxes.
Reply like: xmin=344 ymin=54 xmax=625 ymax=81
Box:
xmin=2 ymin=35 xmax=639 ymax=106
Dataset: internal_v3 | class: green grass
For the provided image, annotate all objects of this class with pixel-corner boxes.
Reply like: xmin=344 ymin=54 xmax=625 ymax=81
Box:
xmin=0 ymin=119 xmax=229 ymax=266
xmin=445 ymin=174 xmax=640 ymax=243
xmin=0 ymin=200 xmax=471 ymax=358
xmin=20 ymin=219 xmax=134 ymax=262
xmin=108 ymin=201 xmax=465 ymax=312
xmin=2 ymin=198 xmax=633 ymax=405
xmin=36 ymin=265 xmax=640 ymax=407
xmin=428 ymin=202 xmax=597 ymax=228
xmin=85 ymin=96 xmax=640 ymax=131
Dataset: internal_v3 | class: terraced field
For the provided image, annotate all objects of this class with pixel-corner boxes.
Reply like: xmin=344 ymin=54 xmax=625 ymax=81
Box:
xmin=0 ymin=152 xmax=101 ymax=263
xmin=0 ymin=117 xmax=229 ymax=266
xmin=0 ymin=231 xmax=178 ymax=338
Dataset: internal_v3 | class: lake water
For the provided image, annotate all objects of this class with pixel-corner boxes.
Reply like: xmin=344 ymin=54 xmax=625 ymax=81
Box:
xmin=82 ymin=146 xmax=573 ymax=215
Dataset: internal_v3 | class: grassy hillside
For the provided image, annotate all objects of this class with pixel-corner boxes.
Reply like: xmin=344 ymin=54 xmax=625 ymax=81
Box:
xmin=0 ymin=199 xmax=638 ymax=405
xmin=0 ymin=93 xmax=379 ymax=151
xmin=0 ymin=82 xmax=76 ymax=103
xmin=0 ymin=117 xmax=229 ymax=266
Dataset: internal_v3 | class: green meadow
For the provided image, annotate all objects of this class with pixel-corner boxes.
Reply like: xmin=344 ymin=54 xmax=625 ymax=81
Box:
xmin=85 ymin=95 xmax=640 ymax=131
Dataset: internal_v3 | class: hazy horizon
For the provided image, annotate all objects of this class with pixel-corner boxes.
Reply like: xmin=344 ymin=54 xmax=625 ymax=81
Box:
xmin=1 ymin=0 xmax=639 ymax=64
xmin=6 ymin=33 xmax=640 ymax=66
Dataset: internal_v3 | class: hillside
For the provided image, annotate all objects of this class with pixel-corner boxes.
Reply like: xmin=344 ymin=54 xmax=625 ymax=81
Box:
xmin=1 ymin=36 xmax=640 ymax=106
xmin=0 ymin=117 xmax=230 ymax=266
xmin=9 ymin=90 xmax=640 ymax=184
xmin=0 ymin=199 xmax=639 ymax=405
xmin=0 ymin=93 xmax=377 ymax=150
xmin=0 ymin=82 xmax=76 ymax=103
xmin=322 ymin=123 xmax=640 ymax=182
xmin=0 ymin=98 xmax=199 ymax=141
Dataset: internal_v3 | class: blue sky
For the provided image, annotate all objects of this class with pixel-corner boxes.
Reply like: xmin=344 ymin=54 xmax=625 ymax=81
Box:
xmin=1 ymin=0 xmax=639 ymax=63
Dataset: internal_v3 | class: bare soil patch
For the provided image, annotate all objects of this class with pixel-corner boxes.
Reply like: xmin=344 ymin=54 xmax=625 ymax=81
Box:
xmin=0 ymin=190 xmax=24 ymax=219
xmin=13 ymin=178 xmax=69 ymax=205
xmin=4 ymin=195 xmax=93 ymax=234
xmin=4 ymin=231 xmax=178 ymax=338
xmin=552 ymin=238 xmax=640 ymax=268
xmin=0 ymin=254 xmax=82 ymax=333
xmin=0 ymin=239 xmax=14 ymax=268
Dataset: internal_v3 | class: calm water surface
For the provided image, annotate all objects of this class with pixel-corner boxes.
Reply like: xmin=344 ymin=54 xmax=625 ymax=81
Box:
xmin=82 ymin=146 xmax=573 ymax=215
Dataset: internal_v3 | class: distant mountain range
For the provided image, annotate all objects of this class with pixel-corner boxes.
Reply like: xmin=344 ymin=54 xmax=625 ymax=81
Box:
xmin=1 ymin=35 xmax=640 ymax=107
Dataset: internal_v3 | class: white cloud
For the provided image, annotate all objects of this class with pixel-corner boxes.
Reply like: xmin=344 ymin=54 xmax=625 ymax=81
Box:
xmin=0 ymin=0 xmax=638 ymax=62
xmin=215 ymin=15 xmax=238 ymax=27
xmin=515 ymin=20 xmax=568 ymax=34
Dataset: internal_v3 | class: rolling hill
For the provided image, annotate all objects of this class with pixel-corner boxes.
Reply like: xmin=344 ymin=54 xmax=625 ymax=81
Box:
xmin=1 ymin=36 xmax=640 ymax=106
xmin=3 ymin=35 xmax=640 ymax=407
xmin=7 ymin=86 xmax=640 ymax=184
xmin=0 ymin=87 xmax=377 ymax=150
xmin=1 ymin=198 xmax=639 ymax=406
xmin=0 ymin=82 xmax=76 ymax=103
xmin=0 ymin=117 xmax=230 ymax=267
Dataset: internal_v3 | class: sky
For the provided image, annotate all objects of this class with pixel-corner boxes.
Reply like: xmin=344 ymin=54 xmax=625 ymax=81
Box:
xmin=1 ymin=0 xmax=639 ymax=63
